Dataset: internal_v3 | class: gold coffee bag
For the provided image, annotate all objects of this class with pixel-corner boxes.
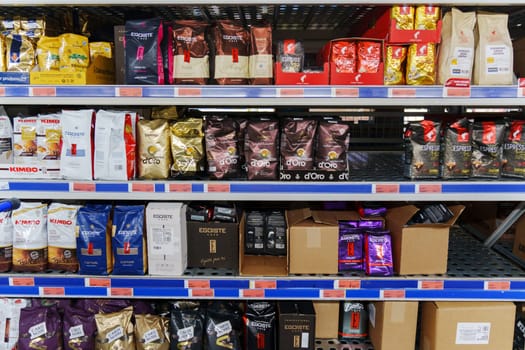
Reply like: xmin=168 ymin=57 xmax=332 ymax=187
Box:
xmin=37 ymin=36 xmax=60 ymax=71
xmin=135 ymin=314 xmax=170 ymax=350
xmin=391 ymin=6 xmax=415 ymax=30
xmin=137 ymin=119 xmax=171 ymax=179
xmin=95 ymin=307 xmax=135 ymax=350
xmin=89 ymin=41 xmax=112 ymax=60
xmin=415 ymin=5 xmax=440 ymax=30
xmin=170 ymin=118 xmax=204 ymax=178
xmin=384 ymin=45 xmax=407 ymax=85
xmin=6 ymin=34 xmax=35 ymax=72
xmin=407 ymin=43 xmax=436 ymax=85
xmin=0 ymin=35 xmax=5 ymax=72
xmin=59 ymin=33 xmax=89 ymax=72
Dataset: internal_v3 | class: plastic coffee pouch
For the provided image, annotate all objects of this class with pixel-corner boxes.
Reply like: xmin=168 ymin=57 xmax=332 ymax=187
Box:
xmin=37 ymin=113 xmax=61 ymax=173
xmin=63 ymin=304 xmax=97 ymax=350
xmin=339 ymin=302 xmax=368 ymax=339
xmin=170 ymin=118 xmax=204 ymax=178
xmin=95 ymin=306 xmax=135 ymax=350
xmin=205 ymin=302 xmax=242 ymax=350
xmin=18 ymin=305 xmax=62 ymax=350
xmin=59 ymin=33 xmax=89 ymax=72
xmin=249 ymin=25 xmax=273 ymax=85
xmin=205 ymin=116 xmax=240 ymax=179
xmin=277 ymin=40 xmax=304 ymax=73
xmin=170 ymin=302 xmax=204 ymax=350
xmin=0 ymin=298 xmax=29 ymax=349
xmin=245 ymin=119 xmax=279 ymax=180
xmin=474 ymin=13 xmax=513 ymax=85
xmin=6 ymin=34 xmax=35 ymax=72
xmin=172 ymin=20 xmax=209 ymax=85
xmin=213 ymin=20 xmax=250 ymax=85
xmin=391 ymin=6 xmax=415 ymax=30
xmin=438 ymin=8 xmax=476 ymax=84
xmin=338 ymin=226 xmax=364 ymax=272
xmin=47 ymin=202 xmax=80 ymax=272
xmin=137 ymin=119 xmax=171 ymax=179
xmin=404 ymin=120 xmax=441 ymax=179
xmin=135 ymin=314 xmax=170 ymax=350
xmin=384 ymin=45 xmax=407 ymax=85
xmin=471 ymin=121 xmax=505 ymax=178
xmin=13 ymin=116 xmax=38 ymax=166
xmin=281 ymin=118 xmax=317 ymax=171
xmin=415 ymin=5 xmax=440 ymax=30
xmin=314 ymin=120 xmax=350 ymax=172
xmin=364 ymin=230 xmax=393 ymax=277
xmin=76 ymin=205 xmax=112 ymax=275
xmin=60 ymin=109 xmax=94 ymax=180
xmin=126 ymin=18 xmax=164 ymax=85
xmin=89 ymin=41 xmax=112 ymax=60
xmin=36 ymin=36 xmax=60 ymax=71
xmin=237 ymin=118 xmax=248 ymax=175
xmin=442 ymin=118 xmax=472 ymax=179
xmin=12 ymin=202 xmax=48 ymax=273
xmin=331 ymin=41 xmax=356 ymax=73
xmin=112 ymin=205 xmax=146 ymax=275
xmin=243 ymin=302 xmax=276 ymax=350
xmin=407 ymin=43 xmax=436 ymax=85
xmin=0 ymin=210 xmax=12 ymax=272
xmin=265 ymin=210 xmax=286 ymax=256
xmin=503 ymin=120 xmax=525 ymax=178
xmin=0 ymin=108 xmax=13 ymax=164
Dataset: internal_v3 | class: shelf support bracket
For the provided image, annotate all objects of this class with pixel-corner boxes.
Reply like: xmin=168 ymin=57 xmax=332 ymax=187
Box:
xmin=484 ymin=201 xmax=525 ymax=248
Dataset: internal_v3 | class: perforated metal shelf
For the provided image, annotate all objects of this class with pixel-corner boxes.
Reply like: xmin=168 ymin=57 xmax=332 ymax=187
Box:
xmin=316 ymin=339 xmax=374 ymax=350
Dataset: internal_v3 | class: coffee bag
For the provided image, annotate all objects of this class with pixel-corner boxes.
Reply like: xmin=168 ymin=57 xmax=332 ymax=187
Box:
xmin=76 ymin=205 xmax=112 ymax=275
xmin=442 ymin=118 xmax=472 ymax=179
xmin=95 ymin=306 xmax=135 ymax=350
xmin=404 ymin=120 xmax=441 ymax=179
xmin=503 ymin=120 xmax=525 ymax=178
xmin=172 ymin=20 xmax=209 ymax=85
xmin=12 ymin=202 xmax=48 ymax=272
xmin=137 ymin=119 xmax=171 ymax=179
xmin=213 ymin=21 xmax=249 ymax=85
xmin=471 ymin=121 xmax=505 ymax=178
xmin=63 ymin=304 xmax=96 ymax=350
xmin=205 ymin=116 xmax=240 ymax=179
xmin=170 ymin=118 xmax=204 ymax=178
xmin=249 ymin=25 xmax=272 ymax=84
xmin=60 ymin=109 xmax=94 ymax=180
xmin=47 ymin=202 xmax=80 ymax=272
xmin=112 ymin=205 xmax=146 ymax=275
xmin=314 ymin=120 xmax=350 ymax=172
xmin=135 ymin=314 xmax=169 ymax=350
xmin=245 ymin=119 xmax=279 ymax=180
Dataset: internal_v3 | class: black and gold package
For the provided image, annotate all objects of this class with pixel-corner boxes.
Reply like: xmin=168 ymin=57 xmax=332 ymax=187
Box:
xmin=471 ymin=121 xmax=505 ymax=178
xmin=205 ymin=302 xmax=242 ymax=350
xmin=137 ymin=119 xmax=172 ymax=179
xmin=243 ymin=302 xmax=276 ymax=350
xmin=404 ymin=120 xmax=441 ymax=179
xmin=442 ymin=118 xmax=472 ymax=179
xmin=170 ymin=118 xmax=204 ymax=178
xmin=95 ymin=306 xmax=135 ymax=350
xmin=503 ymin=120 xmax=525 ymax=178
xmin=170 ymin=302 xmax=204 ymax=350
xmin=135 ymin=314 xmax=170 ymax=350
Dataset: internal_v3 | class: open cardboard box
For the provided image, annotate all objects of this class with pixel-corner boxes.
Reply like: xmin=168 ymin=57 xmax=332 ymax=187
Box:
xmin=30 ymin=56 xmax=115 ymax=85
xmin=274 ymin=62 xmax=329 ymax=85
xmin=385 ymin=204 xmax=465 ymax=275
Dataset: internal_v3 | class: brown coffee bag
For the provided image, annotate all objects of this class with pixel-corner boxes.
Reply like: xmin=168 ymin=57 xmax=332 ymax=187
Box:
xmin=213 ymin=21 xmax=250 ymax=85
xmin=249 ymin=25 xmax=272 ymax=85
xmin=172 ymin=20 xmax=209 ymax=85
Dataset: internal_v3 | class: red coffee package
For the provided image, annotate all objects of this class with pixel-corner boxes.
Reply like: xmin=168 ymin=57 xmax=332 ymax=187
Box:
xmin=213 ymin=20 xmax=250 ymax=85
xmin=172 ymin=20 xmax=209 ymax=85
xmin=357 ymin=41 xmax=381 ymax=73
xmin=331 ymin=41 xmax=356 ymax=73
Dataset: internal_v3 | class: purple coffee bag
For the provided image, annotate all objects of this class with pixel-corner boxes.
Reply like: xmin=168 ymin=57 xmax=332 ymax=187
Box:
xmin=338 ymin=226 xmax=364 ymax=272
xmin=63 ymin=305 xmax=96 ymax=350
xmin=365 ymin=230 xmax=393 ymax=276
xmin=359 ymin=207 xmax=387 ymax=217
xmin=18 ymin=305 xmax=62 ymax=350
xmin=339 ymin=220 xmax=359 ymax=229
xmin=359 ymin=220 xmax=384 ymax=230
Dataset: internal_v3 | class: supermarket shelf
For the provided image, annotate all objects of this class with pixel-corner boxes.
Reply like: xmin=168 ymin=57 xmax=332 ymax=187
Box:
xmin=0 ymin=85 xmax=524 ymax=106
xmin=316 ymin=339 xmax=374 ymax=350
xmin=0 ymin=228 xmax=525 ymax=301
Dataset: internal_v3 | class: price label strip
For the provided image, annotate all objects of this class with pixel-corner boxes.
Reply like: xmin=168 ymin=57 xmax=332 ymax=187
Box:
xmin=484 ymin=281 xmax=510 ymax=290
xmin=252 ymin=280 xmax=277 ymax=289
xmin=418 ymin=280 xmax=444 ymax=290
xmin=109 ymin=288 xmax=133 ymax=297
xmin=241 ymin=289 xmax=265 ymax=298
xmin=335 ymin=280 xmax=361 ymax=289
xmin=40 ymin=287 xmax=65 ymax=296
xmin=381 ymin=290 xmax=406 ymax=299
xmin=10 ymin=277 xmax=35 ymax=287
xmin=321 ymin=289 xmax=345 ymax=298
xmin=86 ymin=278 xmax=111 ymax=288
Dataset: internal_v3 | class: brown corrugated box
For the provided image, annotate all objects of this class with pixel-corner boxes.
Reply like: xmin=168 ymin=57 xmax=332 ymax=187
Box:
xmin=420 ymin=301 xmax=515 ymax=350
xmin=313 ymin=301 xmax=339 ymax=339
xmin=385 ymin=204 xmax=465 ymax=275
xmin=368 ymin=301 xmax=418 ymax=350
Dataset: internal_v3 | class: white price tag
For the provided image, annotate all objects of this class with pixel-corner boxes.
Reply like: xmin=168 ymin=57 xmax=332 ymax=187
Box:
xmin=143 ymin=329 xmax=160 ymax=344
xmin=177 ymin=327 xmax=194 ymax=341
xmin=29 ymin=322 xmax=47 ymax=339
xmin=214 ymin=321 xmax=232 ymax=337
xmin=69 ymin=325 xmax=85 ymax=339
xmin=106 ymin=326 xmax=125 ymax=343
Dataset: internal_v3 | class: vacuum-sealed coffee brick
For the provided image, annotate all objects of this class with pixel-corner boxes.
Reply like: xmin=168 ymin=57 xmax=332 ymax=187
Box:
xmin=281 ymin=118 xmax=317 ymax=171
xmin=249 ymin=25 xmax=273 ymax=85
xmin=12 ymin=202 xmax=48 ymax=272
xmin=245 ymin=119 xmax=279 ymax=180
xmin=205 ymin=116 xmax=240 ymax=180
xmin=314 ymin=120 xmax=350 ymax=172
xmin=503 ymin=120 xmax=525 ymax=178
xmin=137 ymin=119 xmax=171 ymax=180
xmin=112 ymin=205 xmax=146 ymax=275
xmin=404 ymin=120 xmax=441 ymax=179
xmin=407 ymin=43 xmax=436 ymax=85
xmin=442 ymin=118 xmax=472 ymax=179
xmin=172 ymin=20 xmax=209 ymax=85
xmin=244 ymin=302 xmax=276 ymax=350
xmin=357 ymin=41 xmax=381 ymax=74
xmin=170 ymin=301 xmax=204 ymax=350
xmin=265 ymin=210 xmax=286 ymax=256
xmin=125 ymin=18 xmax=164 ymax=85
xmin=245 ymin=210 xmax=265 ymax=255
xmin=471 ymin=121 xmax=505 ymax=178
xmin=76 ymin=205 xmax=112 ymax=275
xmin=277 ymin=40 xmax=304 ymax=73
xmin=213 ymin=20 xmax=250 ymax=85
xmin=171 ymin=118 xmax=204 ymax=178
xmin=339 ymin=302 xmax=368 ymax=339
xmin=365 ymin=230 xmax=393 ymax=277
xmin=278 ymin=301 xmax=315 ymax=350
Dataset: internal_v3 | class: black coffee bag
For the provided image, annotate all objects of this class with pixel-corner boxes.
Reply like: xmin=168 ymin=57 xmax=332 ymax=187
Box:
xmin=404 ymin=120 xmax=441 ymax=179
xmin=442 ymin=118 xmax=472 ymax=179
xmin=503 ymin=120 xmax=525 ymax=178
xmin=471 ymin=121 xmax=505 ymax=178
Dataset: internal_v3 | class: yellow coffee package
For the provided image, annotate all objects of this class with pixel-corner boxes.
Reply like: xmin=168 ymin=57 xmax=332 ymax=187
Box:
xmin=95 ymin=306 xmax=135 ymax=350
xmin=13 ymin=116 xmax=38 ymax=166
xmin=407 ymin=43 xmax=436 ymax=85
xmin=89 ymin=41 xmax=112 ymax=60
xmin=0 ymin=34 xmax=5 ymax=72
xmin=47 ymin=202 xmax=80 ymax=272
xmin=20 ymin=18 xmax=45 ymax=40
xmin=415 ymin=5 xmax=440 ymax=30
xmin=170 ymin=118 xmax=204 ymax=178
xmin=59 ymin=33 xmax=89 ymax=72
xmin=12 ymin=202 xmax=48 ymax=273
xmin=37 ymin=113 xmax=61 ymax=171
xmin=384 ymin=45 xmax=407 ymax=85
xmin=0 ymin=18 xmax=18 ymax=34
xmin=134 ymin=314 xmax=170 ymax=350
xmin=137 ymin=119 xmax=171 ymax=179
xmin=474 ymin=13 xmax=513 ymax=85
xmin=438 ymin=8 xmax=476 ymax=84
xmin=36 ymin=36 xmax=60 ymax=71
xmin=391 ymin=6 xmax=414 ymax=30
xmin=6 ymin=34 xmax=35 ymax=72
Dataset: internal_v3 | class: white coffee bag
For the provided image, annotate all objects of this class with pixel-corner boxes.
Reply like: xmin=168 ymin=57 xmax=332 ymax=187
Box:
xmin=60 ymin=109 xmax=94 ymax=180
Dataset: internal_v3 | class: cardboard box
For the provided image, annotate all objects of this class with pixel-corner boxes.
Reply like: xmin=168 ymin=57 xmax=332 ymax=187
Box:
xmin=513 ymin=214 xmax=525 ymax=261
xmin=313 ymin=301 xmax=339 ymax=339
xmin=146 ymin=202 xmax=187 ymax=275
xmin=385 ymin=204 xmax=465 ymax=275
xmin=278 ymin=301 xmax=316 ymax=350
xmin=368 ymin=301 xmax=418 ymax=350
xmin=187 ymin=218 xmax=239 ymax=271
xmin=114 ymin=25 xmax=126 ymax=85
xmin=239 ymin=213 xmax=288 ymax=276
xmin=420 ymin=301 xmax=515 ymax=350
xmin=30 ymin=56 xmax=115 ymax=85
xmin=274 ymin=62 xmax=329 ymax=85
xmin=289 ymin=208 xmax=359 ymax=275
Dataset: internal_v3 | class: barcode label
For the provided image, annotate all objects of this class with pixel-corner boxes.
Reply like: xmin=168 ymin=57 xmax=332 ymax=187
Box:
xmin=301 ymin=333 xmax=309 ymax=348
xmin=455 ymin=322 xmax=490 ymax=345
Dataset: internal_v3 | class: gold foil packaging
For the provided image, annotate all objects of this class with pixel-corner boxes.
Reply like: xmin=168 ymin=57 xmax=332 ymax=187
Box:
xmin=89 ymin=41 xmax=112 ymax=60
xmin=0 ymin=35 xmax=5 ymax=72
xmin=137 ymin=119 xmax=172 ymax=179
xmin=407 ymin=43 xmax=436 ymax=85
xmin=135 ymin=314 xmax=170 ymax=350
xmin=37 ymin=36 xmax=60 ymax=71
xmin=170 ymin=118 xmax=204 ymax=178
xmin=392 ymin=6 xmax=415 ymax=30
xmin=6 ymin=34 xmax=35 ymax=72
xmin=59 ymin=33 xmax=89 ymax=72
xmin=384 ymin=46 xmax=407 ymax=85
xmin=415 ymin=6 xmax=440 ymax=30
xmin=95 ymin=306 xmax=135 ymax=350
